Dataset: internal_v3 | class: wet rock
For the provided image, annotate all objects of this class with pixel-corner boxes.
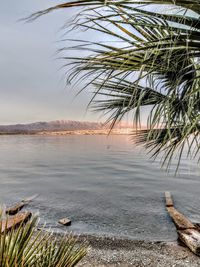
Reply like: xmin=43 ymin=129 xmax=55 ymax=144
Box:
xmin=58 ymin=218 xmax=71 ymax=226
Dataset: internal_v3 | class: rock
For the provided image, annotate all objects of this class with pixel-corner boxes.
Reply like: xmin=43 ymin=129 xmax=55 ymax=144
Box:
xmin=58 ymin=218 xmax=71 ymax=226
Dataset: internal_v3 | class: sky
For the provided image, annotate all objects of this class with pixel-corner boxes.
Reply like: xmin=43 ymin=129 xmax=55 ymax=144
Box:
xmin=0 ymin=0 xmax=102 ymax=124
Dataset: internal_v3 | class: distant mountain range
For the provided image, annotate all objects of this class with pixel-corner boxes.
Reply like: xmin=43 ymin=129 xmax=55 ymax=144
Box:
xmin=0 ymin=120 xmax=131 ymax=134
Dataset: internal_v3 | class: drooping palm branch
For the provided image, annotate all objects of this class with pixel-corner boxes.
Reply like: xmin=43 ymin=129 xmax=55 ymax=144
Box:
xmin=28 ymin=0 xmax=200 ymax=169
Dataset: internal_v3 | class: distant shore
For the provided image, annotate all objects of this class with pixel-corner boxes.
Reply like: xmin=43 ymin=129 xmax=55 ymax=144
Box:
xmin=37 ymin=128 xmax=133 ymax=136
xmin=53 ymin=233 xmax=199 ymax=266
xmin=0 ymin=128 xmax=134 ymax=136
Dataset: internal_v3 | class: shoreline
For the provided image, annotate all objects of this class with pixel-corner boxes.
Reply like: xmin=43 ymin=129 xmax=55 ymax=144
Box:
xmin=51 ymin=232 xmax=200 ymax=266
xmin=0 ymin=129 xmax=134 ymax=136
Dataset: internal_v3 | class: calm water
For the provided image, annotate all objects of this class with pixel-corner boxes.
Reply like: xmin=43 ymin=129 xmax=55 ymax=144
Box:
xmin=0 ymin=135 xmax=200 ymax=241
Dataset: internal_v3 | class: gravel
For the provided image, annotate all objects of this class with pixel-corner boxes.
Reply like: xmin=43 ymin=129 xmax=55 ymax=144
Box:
xmin=73 ymin=235 xmax=200 ymax=267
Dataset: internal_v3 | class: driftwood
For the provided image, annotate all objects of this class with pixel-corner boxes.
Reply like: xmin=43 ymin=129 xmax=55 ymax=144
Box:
xmin=1 ymin=212 xmax=32 ymax=233
xmin=165 ymin=191 xmax=200 ymax=256
xmin=165 ymin=191 xmax=174 ymax=207
xmin=178 ymin=229 xmax=200 ymax=256
xmin=194 ymin=223 xmax=200 ymax=231
xmin=166 ymin=208 xmax=195 ymax=230
xmin=6 ymin=202 xmax=27 ymax=215
xmin=6 ymin=195 xmax=38 ymax=215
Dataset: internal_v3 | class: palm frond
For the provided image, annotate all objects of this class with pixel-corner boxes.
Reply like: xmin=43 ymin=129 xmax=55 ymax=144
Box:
xmin=0 ymin=213 xmax=87 ymax=266
xmin=27 ymin=0 xmax=200 ymax=21
xmin=133 ymin=120 xmax=200 ymax=171
xmin=27 ymin=0 xmax=200 ymax=169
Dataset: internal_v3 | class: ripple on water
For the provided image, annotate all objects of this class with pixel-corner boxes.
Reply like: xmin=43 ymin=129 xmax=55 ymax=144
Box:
xmin=0 ymin=135 xmax=199 ymax=241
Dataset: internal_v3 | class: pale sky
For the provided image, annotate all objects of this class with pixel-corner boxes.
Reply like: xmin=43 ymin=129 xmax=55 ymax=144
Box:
xmin=0 ymin=1 xmax=101 ymax=124
xmin=1 ymin=1 xmax=150 ymax=126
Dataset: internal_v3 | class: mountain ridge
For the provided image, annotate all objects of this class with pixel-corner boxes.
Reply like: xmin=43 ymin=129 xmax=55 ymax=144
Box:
xmin=0 ymin=120 xmax=132 ymax=134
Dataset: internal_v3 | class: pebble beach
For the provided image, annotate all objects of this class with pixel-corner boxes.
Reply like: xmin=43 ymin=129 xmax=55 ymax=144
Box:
xmin=75 ymin=235 xmax=200 ymax=267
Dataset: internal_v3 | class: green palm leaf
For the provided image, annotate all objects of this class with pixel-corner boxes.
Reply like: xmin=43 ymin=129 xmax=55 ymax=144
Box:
xmin=0 ymin=212 xmax=87 ymax=267
xmin=28 ymin=0 xmax=200 ymax=169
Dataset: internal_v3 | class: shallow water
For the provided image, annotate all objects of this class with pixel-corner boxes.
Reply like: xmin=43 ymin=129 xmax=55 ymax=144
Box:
xmin=0 ymin=135 xmax=199 ymax=241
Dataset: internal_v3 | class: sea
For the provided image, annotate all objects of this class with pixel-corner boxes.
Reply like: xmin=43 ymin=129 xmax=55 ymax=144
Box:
xmin=0 ymin=135 xmax=199 ymax=241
